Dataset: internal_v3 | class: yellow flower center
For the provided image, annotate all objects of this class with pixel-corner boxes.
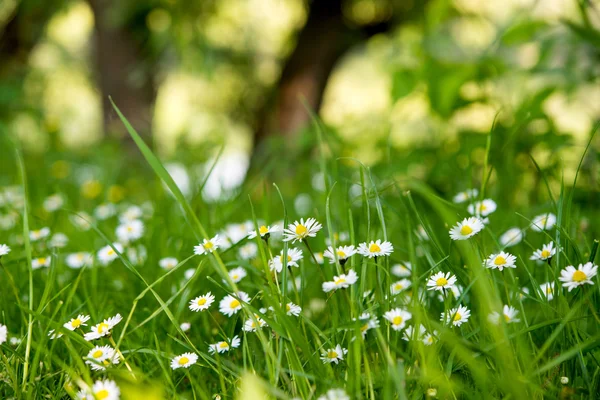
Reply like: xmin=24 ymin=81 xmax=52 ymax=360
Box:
xmin=369 ymin=243 xmax=381 ymax=253
xmin=327 ymin=351 xmax=338 ymax=359
xmin=77 ymin=254 xmax=84 ymax=261
xmin=259 ymin=226 xmax=269 ymax=235
xmin=392 ymin=316 xmax=403 ymax=325
xmin=334 ymin=277 xmax=346 ymax=285
xmin=97 ymin=322 xmax=109 ymax=333
xmin=219 ymin=342 xmax=228 ymax=349
xmin=295 ymin=224 xmax=307 ymax=236
xmin=479 ymin=204 xmax=487 ymax=212
xmin=92 ymin=350 xmax=103 ymax=358
xmin=453 ymin=313 xmax=462 ymax=322
xmin=573 ymin=270 xmax=587 ymax=282
xmin=230 ymin=299 xmax=240 ymax=309
xmin=232 ymin=274 xmax=239 ymax=280
xmin=460 ymin=225 xmax=473 ymax=235
xmin=38 ymin=258 xmax=46 ymax=264
xmin=360 ymin=324 xmax=369 ymax=332
xmin=286 ymin=304 xmax=291 ymax=312
xmin=71 ymin=319 xmax=82 ymax=328
xmin=337 ymin=250 xmax=346 ymax=258
xmin=541 ymin=250 xmax=551 ymax=258
xmin=546 ymin=287 xmax=553 ymax=295
xmin=197 ymin=298 xmax=207 ymax=306
xmin=394 ymin=283 xmax=403 ymax=290
xmin=436 ymin=277 xmax=448 ymax=287
xmin=504 ymin=314 xmax=510 ymax=323
xmin=95 ymin=389 xmax=109 ymax=399
xmin=287 ymin=255 xmax=292 ymax=262
xmin=494 ymin=256 xmax=506 ymax=266
xmin=127 ymin=226 xmax=133 ymax=232
xmin=178 ymin=356 xmax=189 ymax=365
xmin=204 ymin=241 xmax=214 ymax=249
xmin=107 ymin=249 xmax=115 ymax=256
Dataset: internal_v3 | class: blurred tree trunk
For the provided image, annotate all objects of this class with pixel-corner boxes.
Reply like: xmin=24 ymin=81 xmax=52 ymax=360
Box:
xmin=87 ymin=0 xmax=154 ymax=141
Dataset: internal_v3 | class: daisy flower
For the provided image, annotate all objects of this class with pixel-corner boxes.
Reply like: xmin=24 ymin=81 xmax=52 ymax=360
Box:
xmin=84 ymin=314 xmax=123 ymax=341
xmin=91 ymin=379 xmax=120 ymax=400
xmin=442 ymin=305 xmax=471 ymax=327
xmin=32 ymin=256 xmax=51 ymax=270
xmin=94 ymin=203 xmax=117 ymax=220
xmin=415 ymin=225 xmax=430 ymax=241
xmin=189 ymin=292 xmax=216 ymax=312
xmin=119 ymin=205 xmax=143 ymax=222
xmin=97 ymin=243 xmax=123 ymax=266
xmin=0 ymin=324 xmax=7 ymax=345
xmin=116 ymin=219 xmax=144 ymax=243
xmin=449 ymin=217 xmax=484 ymax=240
xmin=30 ymin=227 xmax=51 ymax=241
xmin=269 ymin=248 xmax=304 ymax=272
xmin=228 ymin=267 xmax=247 ymax=283
xmin=243 ymin=314 xmax=268 ymax=332
xmin=219 ymin=292 xmax=250 ymax=317
xmin=530 ymin=242 xmax=556 ymax=261
xmin=48 ymin=329 xmax=62 ymax=340
xmin=531 ymin=213 xmax=556 ymax=232
xmin=402 ymin=324 xmax=426 ymax=342
xmin=283 ymin=218 xmax=322 ymax=243
xmin=354 ymin=313 xmax=379 ymax=338
xmin=285 ymin=302 xmax=302 ymax=316
xmin=488 ymin=305 xmax=520 ymax=325
xmin=320 ymin=344 xmax=347 ymax=364
xmin=357 ymin=240 xmax=394 ymax=258
xmin=0 ymin=244 xmax=10 ymax=257
xmin=499 ymin=227 xmax=524 ymax=247
xmin=66 ymin=252 xmax=93 ymax=269
xmin=323 ymin=245 xmax=356 ymax=265
xmin=324 ymin=231 xmax=350 ymax=246
xmin=49 ymin=233 xmax=69 ymax=248
xmin=171 ymin=352 xmax=198 ymax=370
xmin=180 ymin=322 xmax=191 ymax=332
xmin=85 ymin=345 xmax=119 ymax=371
xmin=225 ymin=222 xmax=250 ymax=244
xmin=467 ymin=199 xmax=497 ymax=217
xmin=159 ymin=257 xmax=178 ymax=269
xmin=539 ymin=282 xmax=556 ymax=301
xmin=390 ymin=279 xmax=412 ymax=295
xmin=559 ymin=262 xmax=598 ymax=292
xmin=318 ymin=389 xmax=350 ymax=400
xmin=194 ymin=235 xmax=222 ymax=255
xmin=384 ymin=308 xmax=412 ymax=331
xmin=64 ymin=314 xmax=90 ymax=331
xmin=453 ymin=189 xmax=478 ymax=204
xmin=322 ymin=269 xmax=358 ymax=293
xmin=391 ymin=262 xmax=412 ymax=277
xmin=238 ymin=242 xmax=258 ymax=259
xmin=43 ymin=194 xmax=64 ymax=212
xmin=485 ymin=251 xmax=517 ymax=271
xmin=248 ymin=224 xmax=279 ymax=239
xmin=70 ymin=212 xmax=93 ymax=231
xmin=426 ymin=272 xmax=457 ymax=292
xmin=422 ymin=331 xmax=438 ymax=346
xmin=208 ymin=336 xmax=241 ymax=354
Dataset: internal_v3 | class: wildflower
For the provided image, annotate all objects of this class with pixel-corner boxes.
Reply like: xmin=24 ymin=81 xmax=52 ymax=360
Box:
xmin=517 ymin=287 xmax=530 ymax=300
xmin=238 ymin=242 xmax=258 ymax=259
xmin=248 ymin=224 xmax=279 ymax=239
xmin=171 ymin=352 xmax=198 ymax=369
xmin=0 ymin=244 xmax=11 ymax=257
xmin=390 ymin=279 xmax=412 ymax=295
xmin=49 ymin=233 xmax=69 ymax=248
xmin=453 ymin=189 xmax=478 ymax=203
xmin=159 ymin=257 xmax=178 ymax=269
xmin=499 ymin=227 xmax=524 ymax=247
xmin=0 ymin=324 xmax=6 ymax=345
xmin=559 ymin=262 xmax=598 ymax=292
xmin=313 ymin=251 xmax=324 ymax=264
xmin=325 ymin=231 xmax=350 ymax=246
xmin=391 ymin=262 xmax=412 ymax=277
xmin=539 ymin=282 xmax=555 ymax=301
xmin=180 ymin=322 xmax=191 ymax=332
xmin=43 ymin=194 xmax=63 ymax=212
xmin=426 ymin=272 xmax=457 ymax=292
xmin=66 ymin=252 xmax=93 ymax=269
xmin=488 ymin=305 xmax=520 ymax=325
xmin=64 ymin=315 xmax=90 ymax=331
xmin=415 ymin=225 xmax=430 ymax=241
xmin=323 ymin=245 xmax=356 ymax=265
xmin=531 ymin=213 xmax=556 ymax=232
xmin=32 ymin=256 xmax=51 ymax=270
xmin=442 ymin=305 xmax=471 ymax=326
xmin=94 ymin=203 xmax=116 ymax=220
xmin=194 ymin=235 xmax=222 ymax=255
xmin=97 ymin=243 xmax=123 ymax=266
xmin=402 ymin=324 xmax=426 ymax=342
xmin=70 ymin=212 xmax=93 ymax=231
xmin=485 ymin=251 xmax=517 ymax=271
xmin=269 ymin=248 xmax=303 ymax=272
xmin=467 ymin=199 xmax=497 ymax=217
xmin=426 ymin=388 xmax=438 ymax=398
xmin=85 ymin=345 xmax=119 ymax=371
xmin=119 ymin=205 xmax=143 ymax=223
xmin=48 ymin=329 xmax=62 ymax=340
xmin=189 ymin=292 xmax=215 ymax=312
xmin=116 ymin=219 xmax=144 ymax=243
xmin=243 ymin=314 xmax=268 ymax=332
xmin=225 ymin=222 xmax=251 ymax=244
xmin=219 ymin=292 xmax=250 ymax=317
xmin=320 ymin=344 xmax=347 ymax=364
xmin=84 ymin=314 xmax=123 ymax=341
xmin=318 ymin=389 xmax=350 ymax=400
xmin=283 ymin=218 xmax=322 ymax=243
xmin=357 ymin=240 xmax=394 ymax=258
xmin=91 ymin=379 xmax=120 ymax=400
xmin=30 ymin=227 xmax=51 ymax=241
xmin=208 ymin=336 xmax=241 ymax=354
xmin=285 ymin=302 xmax=302 ymax=316
xmin=422 ymin=331 xmax=437 ymax=346
xmin=227 ymin=267 xmax=247 ymax=283
xmin=322 ymin=269 xmax=358 ymax=293
xmin=530 ymin=242 xmax=556 ymax=261
xmin=384 ymin=308 xmax=412 ymax=331
xmin=449 ymin=217 xmax=484 ymax=240
xmin=560 ymin=377 xmax=569 ymax=385
xmin=354 ymin=313 xmax=379 ymax=338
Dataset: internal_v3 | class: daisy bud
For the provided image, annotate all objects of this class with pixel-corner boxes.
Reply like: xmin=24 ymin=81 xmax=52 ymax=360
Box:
xmin=427 ymin=388 xmax=438 ymax=397
xmin=560 ymin=377 xmax=569 ymax=385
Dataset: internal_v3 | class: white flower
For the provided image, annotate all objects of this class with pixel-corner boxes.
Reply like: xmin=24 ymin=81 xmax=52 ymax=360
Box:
xmin=119 ymin=205 xmax=143 ymax=223
xmin=323 ymin=245 xmax=356 ymax=264
xmin=70 ymin=212 xmax=93 ymax=231
xmin=171 ymin=352 xmax=198 ymax=369
xmin=91 ymin=379 xmax=120 ymax=400
xmin=0 ymin=244 xmax=11 ymax=257
xmin=391 ymin=262 xmax=412 ymax=277
xmin=97 ymin=243 xmax=123 ymax=266
xmin=84 ymin=314 xmax=123 ymax=341
xmin=500 ymin=227 xmax=524 ymax=247
xmin=227 ymin=267 xmax=247 ymax=283
xmin=531 ymin=213 xmax=556 ymax=232
xmin=384 ymin=308 xmax=412 ymax=331
xmin=225 ymin=222 xmax=252 ymax=244
xmin=390 ymin=279 xmax=412 ymax=295
xmin=208 ymin=336 xmax=241 ymax=354
xmin=243 ymin=314 xmax=268 ymax=332
xmin=64 ymin=314 xmax=90 ymax=331
xmin=116 ymin=219 xmax=144 ymax=243
xmin=85 ymin=345 xmax=120 ymax=371
xmin=189 ymin=292 xmax=216 ymax=312
xmin=322 ymin=269 xmax=358 ymax=292
xmin=48 ymin=329 xmax=62 ymax=340
xmin=485 ymin=251 xmax=517 ymax=271
xmin=318 ymin=389 xmax=350 ymax=400
xmin=66 ymin=252 xmax=93 ymax=269
xmin=193 ymin=235 xmax=222 ymax=255
xmin=320 ymin=344 xmax=347 ymax=364
xmin=49 ymin=233 xmax=69 ymax=248
xmin=449 ymin=217 xmax=484 ymax=240
xmin=180 ymin=322 xmax=191 ymax=332
xmin=32 ymin=256 xmax=51 ymax=270
xmin=453 ymin=189 xmax=478 ymax=203
xmin=558 ymin=262 xmax=598 ymax=292
xmin=539 ymin=282 xmax=556 ymax=301
xmin=426 ymin=272 xmax=457 ymax=292
xmin=219 ymin=292 xmax=250 ymax=317
xmin=467 ymin=199 xmax=497 ymax=217
xmin=159 ymin=257 xmax=178 ymax=269
xmin=357 ymin=240 xmax=394 ymax=258
xmin=402 ymin=324 xmax=426 ymax=342
xmin=43 ymin=194 xmax=64 ymax=212
xmin=269 ymin=248 xmax=304 ymax=272
xmin=354 ymin=313 xmax=379 ymax=338
xmin=324 ymin=231 xmax=350 ymax=246
xmin=442 ymin=305 xmax=471 ymax=326
xmin=285 ymin=302 xmax=302 ymax=316
xmin=30 ymin=227 xmax=51 ymax=241
xmin=238 ymin=242 xmax=258 ymax=259
xmin=488 ymin=305 xmax=520 ymax=325
xmin=0 ymin=324 xmax=7 ymax=345
xmin=248 ymin=224 xmax=280 ymax=239
xmin=530 ymin=242 xmax=556 ymax=261
xmin=94 ymin=203 xmax=116 ymax=220
xmin=415 ymin=225 xmax=430 ymax=241
xmin=283 ymin=218 xmax=322 ymax=243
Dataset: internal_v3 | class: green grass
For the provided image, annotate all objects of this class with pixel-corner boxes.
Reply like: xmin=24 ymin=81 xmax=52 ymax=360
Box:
xmin=0 ymin=112 xmax=599 ymax=400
